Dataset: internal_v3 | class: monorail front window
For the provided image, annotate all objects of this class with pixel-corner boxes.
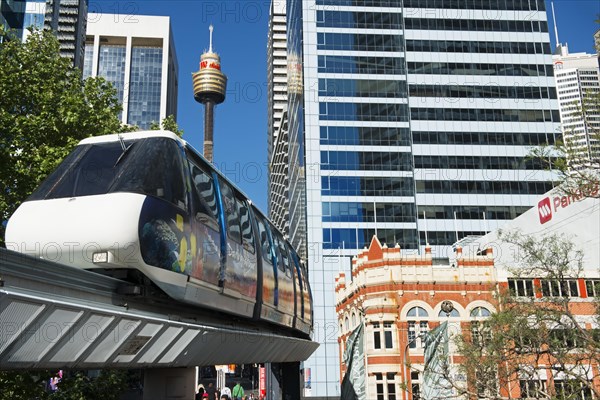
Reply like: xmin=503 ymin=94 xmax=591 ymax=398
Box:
xmin=29 ymin=137 xmax=187 ymax=210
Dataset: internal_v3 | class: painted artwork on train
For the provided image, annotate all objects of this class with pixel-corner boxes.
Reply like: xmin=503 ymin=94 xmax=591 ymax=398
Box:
xmin=139 ymin=196 xmax=220 ymax=284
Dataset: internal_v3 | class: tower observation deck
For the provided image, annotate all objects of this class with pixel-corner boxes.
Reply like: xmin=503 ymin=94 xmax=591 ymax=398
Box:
xmin=192 ymin=25 xmax=227 ymax=163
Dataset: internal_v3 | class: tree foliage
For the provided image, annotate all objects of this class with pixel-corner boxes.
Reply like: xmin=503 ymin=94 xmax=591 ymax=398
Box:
xmin=445 ymin=232 xmax=600 ymax=399
xmin=0 ymin=28 xmax=129 ymax=244
xmin=149 ymin=114 xmax=184 ymax=137
xmin=0 ymin=370 xmax=54 ymax=399
xmin=0 ymin=369 xmax=130 ymax=400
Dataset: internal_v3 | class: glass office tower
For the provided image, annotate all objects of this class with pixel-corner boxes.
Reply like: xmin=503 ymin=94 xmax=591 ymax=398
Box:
xmin=127 ymin=46 xmax=164 ymax=128
xmin=1 ymin=0 xmax=25 ymax=39
xmin=0 ymin=0 xmax=43 ymax=41
xmin=21 ymin=0 xmax=44 ymax=40
xmin=82 ymin=13 xmax=178 ymax=130
xmin=279 ymin=0 xmax=560 ymax=397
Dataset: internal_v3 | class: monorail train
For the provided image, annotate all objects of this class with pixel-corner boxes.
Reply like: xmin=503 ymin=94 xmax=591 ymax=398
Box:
xmin=6 ymin=131 xmax=313 ymax=337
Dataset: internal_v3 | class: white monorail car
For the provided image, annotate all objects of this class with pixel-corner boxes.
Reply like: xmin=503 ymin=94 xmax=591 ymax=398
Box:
xmin=6 ymin=131 xmax=313 ymax=336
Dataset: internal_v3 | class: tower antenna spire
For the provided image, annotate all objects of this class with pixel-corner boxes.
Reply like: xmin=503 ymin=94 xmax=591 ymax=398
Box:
xmin=551 ymin=1 xmax=560 ymax=48
xmin=193 ymin=24 xmax=227 ymax=163
xmin=209 ymin=24 xmax=214 ymax=53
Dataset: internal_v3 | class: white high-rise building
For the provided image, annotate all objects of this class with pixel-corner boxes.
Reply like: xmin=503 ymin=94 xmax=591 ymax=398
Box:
xmin=267 ymin=0 xmax=289 ymax=230
xmin=83 ymin=13 xmax=178 ymax=129
xmin=272 ymin=0 xmax=561 ymax=398
xmin=553 ymin=44 xmax=600 ymax=166
xmin=44 ymin=0 xmax=88 ymax=69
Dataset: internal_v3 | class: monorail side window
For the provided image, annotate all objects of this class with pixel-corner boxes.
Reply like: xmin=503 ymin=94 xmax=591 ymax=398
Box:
xmin=188 ymin=157 xmax=219 ymax=225
xmin=277 ymin=237 xmax=293 ymax=278
xmin=271 ymin=232 xmax=287 ymax=274
xmin=219 ymin=180 xmax=242 ymax=244
xmin=289 ymin=245 xmax=302 ymax=284
xmin=255 ymin=212 xmax=273 ymax=265
xmin=237 ymin=199 xmax=255 ymax=253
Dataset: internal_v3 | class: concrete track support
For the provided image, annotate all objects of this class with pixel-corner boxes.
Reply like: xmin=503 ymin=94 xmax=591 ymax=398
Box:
xmin=143 ymin=367 xmax=196 ymax=400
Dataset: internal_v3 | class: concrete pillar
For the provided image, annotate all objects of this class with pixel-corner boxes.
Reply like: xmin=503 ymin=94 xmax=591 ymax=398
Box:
xmin=143 ymin=367 xmax=196 ymax=400
xmin=265 ymin=363 xmax=282 ymax=400
xmin=281 ymin=362 xmax=301 ymax=400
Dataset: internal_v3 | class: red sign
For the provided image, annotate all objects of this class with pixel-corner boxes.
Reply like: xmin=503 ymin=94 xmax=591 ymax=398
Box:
xmin=538 ymin=197 xmax=552 ymax=224
xmin=199 ymin=60 xmax=221 ymax=70
xmin=259 ymin=367 xmax=266 ymax=397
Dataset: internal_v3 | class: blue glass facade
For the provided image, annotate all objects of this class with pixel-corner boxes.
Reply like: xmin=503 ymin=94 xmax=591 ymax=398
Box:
xmin=127 ymin=46 xmax=163 ymax=129
xmin=320 ymin=126 xmax=411 ymax=146
xmin=322 ymin=227 xmax=418 ymax=250
xmin=82 ymin=42 xmax=93 ymax=79
xmin=1 ymin=0 xmax=25 ymax=39
xmin=287 ymin=0 xmax=306 ymax=258
xmin=98 ymin=44 xmax=126 ymax=118
xmin=318 ymin=55 xmax=405 ymax=75
xmin=279 ymin=0 xmax=560 ymax=396
xmin=317 ymin=32 xmax=404 ymax=52
xmin=321 ymin=176 xmax=414 ymax=197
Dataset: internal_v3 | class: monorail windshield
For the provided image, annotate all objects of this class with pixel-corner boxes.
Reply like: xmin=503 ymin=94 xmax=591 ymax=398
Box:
xmin=29 ymin=137 xmax=187 ymax=208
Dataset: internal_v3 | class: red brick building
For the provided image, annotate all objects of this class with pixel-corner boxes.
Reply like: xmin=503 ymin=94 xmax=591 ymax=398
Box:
xmin=335 ymin=228 xmax=600 ymax=399
xmin=335 ymin=236 xmax=497 ymax=399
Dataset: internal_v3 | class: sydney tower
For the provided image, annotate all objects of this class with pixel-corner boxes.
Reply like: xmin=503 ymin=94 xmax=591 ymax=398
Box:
xmin=192 ymin=25 xmax=227 ymax=163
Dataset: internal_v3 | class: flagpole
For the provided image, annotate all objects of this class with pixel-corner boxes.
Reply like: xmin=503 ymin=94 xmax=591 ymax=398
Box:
xmin=482 ymin=211 xmax=489 ymax=234
xmin=338 ymin=244 xmax=341 ymax=274
xmin=453 ymin=211 xmax=459 ymax=243
xmin=342 ymin=241 xmax=345 ymax=275
xmin=423 ymin=211 xmax=429 ymax=245
xmin=373 ymin=199 xmax=378 ymax=237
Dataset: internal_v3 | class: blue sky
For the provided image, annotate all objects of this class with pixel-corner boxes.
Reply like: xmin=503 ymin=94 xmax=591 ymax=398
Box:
xmin=90 ymin=0 xmax=599 ymax=214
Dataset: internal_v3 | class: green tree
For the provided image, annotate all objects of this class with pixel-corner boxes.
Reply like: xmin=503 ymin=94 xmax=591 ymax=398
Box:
xmin=0 ymin=370 xmax=54 ymax=399
xmin=49 ymin=370 xmax=129 ymax=400
xmin=443 ymin=232 xmax=600 ymax=399
xmin=0 ymin=369 xmax=130 ymax=400
xmin=0 ymin=26 xmax=134 ymax=400
xmin=0 ymin=28 xmax=129 ymax=244
xmin=149 ymin=114 xmax=184 ymax=137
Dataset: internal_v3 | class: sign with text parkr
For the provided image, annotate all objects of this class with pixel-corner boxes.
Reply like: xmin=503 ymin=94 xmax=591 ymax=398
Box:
xmin=538 ymin=183 xmax=599 ymax=224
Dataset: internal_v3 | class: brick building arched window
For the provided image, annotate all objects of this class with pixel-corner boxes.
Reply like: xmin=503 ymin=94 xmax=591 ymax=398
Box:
xmin=470 ymin=306 xmax=492 ymax=346
xmin=407 ymin=306 xmax=429 ymax=349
